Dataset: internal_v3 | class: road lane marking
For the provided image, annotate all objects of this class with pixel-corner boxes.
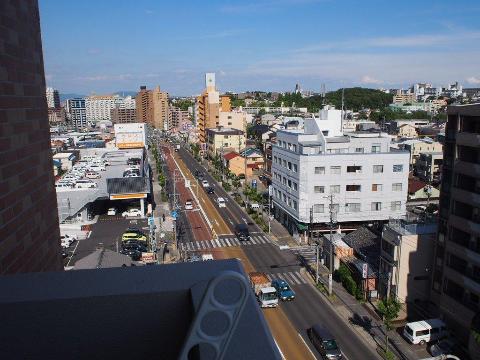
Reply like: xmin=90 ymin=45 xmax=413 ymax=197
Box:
xmin=274 ymin=339 xmax=286 ymax=360
xmin=289 ymin=272 xmax=303 ymax=285
xmin=297 ymin=333 xmax=317 ymax=360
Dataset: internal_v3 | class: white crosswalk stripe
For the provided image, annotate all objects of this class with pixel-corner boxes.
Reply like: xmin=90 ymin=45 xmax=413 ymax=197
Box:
xmin=180 ymin=235 xmax=281 ymax=252
xmin=231 ymin=238 xmax=240 ymax=246
xmin=224 ymin=238 xmax=232 ymax=247
xmin=265 ymin=273 xmax=272 ymax=281
xmin=203 ymin=240 xmax=211 ymax=249
xmin=214 ymin=239 xmax=221 ymax=248
xmin=250 ymin=237 xmax=258 ymax=245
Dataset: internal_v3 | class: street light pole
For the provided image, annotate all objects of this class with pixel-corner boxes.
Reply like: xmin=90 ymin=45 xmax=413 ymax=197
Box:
xmin=327 ymin=194 xmax=336 ymax=296
xmin=316 ymin=242 xmax=320 ymax=284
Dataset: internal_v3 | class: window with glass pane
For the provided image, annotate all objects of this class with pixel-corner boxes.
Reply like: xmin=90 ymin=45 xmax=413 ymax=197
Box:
xmin=345 ymin=203 xmax=361 ymax=212
xmin=391 ymin=201 xmax=401 ymax=211
xmin=314 ymin=166 xmax=325 ymax=174
xmin=346 ymin=184 xmax=361 ymax=191
xmin=330 ymin=166 xmax=341 ymax=174
xmin=314 ymin=186 xmax=325 ymax=193
xmin=330 ymin=185 xmax=340 ymax=193
xmin=393 ymin=164 xmax=403 ymax=172
xmin=373 ymin=165 xmax=383 ymax=173
xmin=372 ymin=184 xmax=383 ymax=191
xmin=392 ymin=183 xmax=402 ymax=191
xmin=313 ymin=204 xmax=324 ymax=213
xmin=372 ymin=144 xmax=381 ymax=153
xmin=371 ymin=202 xmax=382 ymax=211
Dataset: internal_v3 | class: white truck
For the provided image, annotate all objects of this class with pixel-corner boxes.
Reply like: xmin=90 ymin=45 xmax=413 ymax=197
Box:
xmin=249 ymin=272 xmax=278 ymax=308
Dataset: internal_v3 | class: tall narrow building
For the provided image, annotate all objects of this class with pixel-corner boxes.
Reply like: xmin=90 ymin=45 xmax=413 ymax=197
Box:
xmin=135 ymin=85 xmax=169 ymax=129
xmin=135 ymin=86 xmax=152 ymax=124
xmin=196 ymin=73 xmax=231 ymax=143
xmin=431 ymin=103 xmax=480 ymax=358
xmin=151 ymin=86 xmax=169 ymax=130
xmin=45 ymin=87 xmax=60 ymax=108
xmin=0 ymin=0 xmax=63 ymax=274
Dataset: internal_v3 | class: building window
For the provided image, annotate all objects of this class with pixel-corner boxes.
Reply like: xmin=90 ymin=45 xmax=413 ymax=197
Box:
xmin=293 ymin=164 xmax=298 ymax=172
xmin=373 ymin=165 xmax=384 ymax=173
xmin=355 ymin=147 xmax=364 ymax=153
xmin=288 ymin=198 xmax=292 ymax=207
xmin=391 ymin=201 xmax=401 ymax=211
xmin=273 ymin=156 xmax=278 ymax=164
xmin=392 ymin=183 xmax=403 ymax=191
xmin=347 ymin=165 xmax=362 ymax=173
xmin=393 ymin=164 xmax=403 ymax=172
xmin=345 ymin=203 xmax=361 ymax=212
xmin=372 ymin=143 xmax=381 ymax=153
xmin=293 ymin=182 xmax=298 ymax=191
xmin=283 ymin=177 xmax=287 ymax=185
xmin=283 ymin=159 xmax=287 ymax=167
xmin=283 ymin=194 xmax=287 ymax=202
xmin=331 ymin=204 xmax=340 ymax=213
xmin=292 ymin=144 xmax=297 ymax=152
xmin=372 ymin=184 xmax=383 ymax=192
xmin=314 ymin=204 xmax=324 ymax=213
xmin=330 ymin=185 xmax=340 ymax=193
xmin=371 ymin=202 xmax=382 ymax=211
xmin=288 ymin=179 xmax=292 ymax=188
xmin=288 ymin=162 xmax=292 ymax=170
xmin=315 ymin=166 xmax=325 ymax=174
xmin=346 ymin=184 xmax=361 ymax=192
xmin=314 ymin=186 xmax=325 ymax=193
xmin=330 ymin=166 xmax=341 ymax=175
xmin=293 ymin=200 xmax=298 ymax=210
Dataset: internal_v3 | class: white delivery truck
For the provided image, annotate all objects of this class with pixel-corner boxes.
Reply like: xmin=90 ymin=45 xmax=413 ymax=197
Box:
xmin=249 ymin=272 xmax=278 ymax=308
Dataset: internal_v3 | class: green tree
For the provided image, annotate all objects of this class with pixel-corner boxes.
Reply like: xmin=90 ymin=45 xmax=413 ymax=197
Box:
xmin=378 ymin=296 xmax=401 ymax=356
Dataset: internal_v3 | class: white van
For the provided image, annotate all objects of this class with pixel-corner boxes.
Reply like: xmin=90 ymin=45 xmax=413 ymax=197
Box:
xmin=75 ymin=180 xmax=97 ymax=189
xmin=216 ymin=197 xmax=226 ymax=208
xmin=403 ymin=319 xmax=448 ymax=345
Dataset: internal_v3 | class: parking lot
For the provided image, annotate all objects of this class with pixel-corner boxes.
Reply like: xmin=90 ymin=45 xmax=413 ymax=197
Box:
xmin=64 ymin=213 xmax=148 ymax=267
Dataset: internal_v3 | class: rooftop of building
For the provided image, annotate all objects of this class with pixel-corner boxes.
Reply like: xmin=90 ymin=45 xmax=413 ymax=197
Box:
xmin=73 ymin=248 xmax=136 ymax=269
xmin=0 ymin=259 xmax=280 ymax=359
xmin=206 ymin=127 xmax=244 ymax=135
xmin=386 ymin=216 xmax=438 ymax=236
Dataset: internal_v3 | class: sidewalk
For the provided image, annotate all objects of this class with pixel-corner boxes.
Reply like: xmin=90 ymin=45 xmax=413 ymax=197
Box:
xmin=312 ymin=264 xmax=419 ymax=360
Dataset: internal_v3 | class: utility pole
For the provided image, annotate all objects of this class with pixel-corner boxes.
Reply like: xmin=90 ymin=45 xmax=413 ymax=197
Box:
xmin=268 ymin=185 xmax=272 ymax=234
xmin=327 ymin=194 xmax=337 ymax=296
xmin=316 ymin=241 xmax=320 ymax=284
xmin=386 ymin=271 xmax=392 ymax=299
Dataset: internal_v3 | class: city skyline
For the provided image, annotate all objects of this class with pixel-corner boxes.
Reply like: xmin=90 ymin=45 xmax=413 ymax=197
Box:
xmin=40 ymin=0 xmax=480 ymax=95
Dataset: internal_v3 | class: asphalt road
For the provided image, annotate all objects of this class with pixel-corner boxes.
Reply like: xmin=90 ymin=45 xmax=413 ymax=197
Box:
xmin=177 ymin=145 xmax=380 ymax=360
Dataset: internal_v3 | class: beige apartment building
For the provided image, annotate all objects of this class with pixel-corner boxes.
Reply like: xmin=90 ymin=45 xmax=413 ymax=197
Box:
xmin=111 ymin=108 xmax=136 ymax=123
xmin=379 ymin=218 xmax=437 ymax=306
xmin=393 ymin=93 xmax=416 ymax=104
xmin=399 ymin=138 xmax=443 ymax=166
xmin=205 ymin=127 xmax=245 ymax=158
xmin=135 ymin=85 xmax=169 ymax=129
xmin=217 ymin=111 xmax=247 ymax=132
xmin=196 ymin=73 xmax=231 ymax=143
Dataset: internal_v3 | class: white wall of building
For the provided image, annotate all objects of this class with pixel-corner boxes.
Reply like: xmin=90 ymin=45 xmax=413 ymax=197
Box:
xmin=272 ymin=113 xmax=409 ymax=225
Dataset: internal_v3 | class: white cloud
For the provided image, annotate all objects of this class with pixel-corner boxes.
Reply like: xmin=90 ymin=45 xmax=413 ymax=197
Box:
xmin=145 ymin=9 xmax=154 ymax=15
xmin=361 ymin=75 xmax=383 ymax=85
xmin=466 ymin=76 xmax=480 ymax=85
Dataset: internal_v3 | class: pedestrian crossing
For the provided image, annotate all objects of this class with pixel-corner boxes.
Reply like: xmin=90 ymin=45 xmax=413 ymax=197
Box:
xmin=290 ymin=245 xmax=318 ymax=264
xmin=265 ymin=271 xmax=308 ymax=285
xmin=179 ymin=235 xmax=272 ymax=251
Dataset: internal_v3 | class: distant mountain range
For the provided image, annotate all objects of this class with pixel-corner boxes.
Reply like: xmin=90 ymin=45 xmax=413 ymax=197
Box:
xmin=59 ymin=91 xmax=137 ymax=103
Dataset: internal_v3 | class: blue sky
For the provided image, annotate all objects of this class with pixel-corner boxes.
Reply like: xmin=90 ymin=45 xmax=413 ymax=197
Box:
xmin=39 ymin=0 xmax=480 ymax=96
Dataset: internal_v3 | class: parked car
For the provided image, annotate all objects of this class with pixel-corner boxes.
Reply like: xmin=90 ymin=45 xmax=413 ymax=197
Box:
xmin=428 ymin=338 xmax=457 ymax=357
xmin=55 ymin=183 xmax=73 ymax=189
xmin=234 ymin=223 xmax=251 ymax=241
xmin=75 ymin=180 xmax=97 ymax=189
xmin=216 ymin=197 xmax=226 ymax=208
xmin=185 ymin=200 xmax=194 ymax=210
xmin=120 ymin=249 xmax=142 ymax=261
xmin=107 ymin=207 xmax=117 ymax=216
xmin=127 ymin=158 xmax=141 ymax=165
xmin=412 ymin=205 xmax=427 ymax=215
xmin=249 ymin=202 xmax=260 ymax=211
xmin=88 ymin=164 xmax=106 ymax=172
xmin=122 ymin=242 xmax=148 ymax=253
xmin=60 ymin=234 xmax=77 ymax=247
xmin=122 ymin=208 xmax=143 ymax=218
xmin=271 ymin=279 xmax=295 ymax=301
xmin=85 ymin=171 xmax=101 ymax=179
xmin=403 ymin=319 xmax=448 ymax=345
xmin=124 ymin=173 xmax=140 ymax=178
xmin=206 ymin=186 xmax=214 ymax=194
xmin=307 ymin=325 xmax=343 ymax=359
xmin=202 ymin=180 xmax=209 ymax=188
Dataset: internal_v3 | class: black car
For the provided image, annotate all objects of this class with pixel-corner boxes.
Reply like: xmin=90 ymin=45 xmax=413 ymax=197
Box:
xmin=206 ymin=186 xmax=214 ymax=194
xmin=122 ymin=242 xmax=148 ymax=252
xmin=122 ymin=239 xmax=147 ymax=249
xmin=234 ymin=223 xmax=251 ymax=241
xmin=307 ymin=325 xmax=342 ymax=359
xmin=120 ymin=249 xmax=142 ymax=261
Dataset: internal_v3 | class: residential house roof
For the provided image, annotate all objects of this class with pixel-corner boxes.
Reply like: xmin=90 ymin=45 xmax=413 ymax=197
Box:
xmin=408 ymin=178 xmax=427 ymax=194
xmin=223 ymin=152 xmax=239 ymax=161
xmin=240 ymin=148 xmax=263 ymax=158
xmin=342 ymin=227 xmax=379 ymax=267
xmin=74 ymin=248 xmax=135 ymax=269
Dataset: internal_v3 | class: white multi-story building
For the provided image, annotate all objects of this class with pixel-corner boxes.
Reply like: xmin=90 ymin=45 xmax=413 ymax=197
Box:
xmin=271 ymin=107 xmax=409 ymax=236
xmin=45 ymin=87 xmax=60 ymax=108
xmin=85 ymin=95 xmax=136 ymax=121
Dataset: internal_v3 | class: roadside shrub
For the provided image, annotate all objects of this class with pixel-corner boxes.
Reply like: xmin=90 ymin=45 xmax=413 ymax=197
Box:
xmin=343 ymin=276 xmax=357 ymax=296
xmin=223 ymin=182 xmax=231 ymax=192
